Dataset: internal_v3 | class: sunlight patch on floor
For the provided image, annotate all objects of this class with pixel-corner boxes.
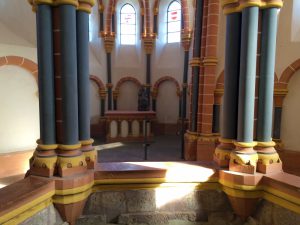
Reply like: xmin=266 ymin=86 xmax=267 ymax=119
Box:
xmin=95 ymin=142 xmax=125 ymax=151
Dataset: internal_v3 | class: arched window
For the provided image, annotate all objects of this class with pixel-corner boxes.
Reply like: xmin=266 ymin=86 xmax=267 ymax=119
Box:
xmin=120 ymin=4 xmax=136 ymax=45
xmin=167 ymin=1 xmax=181 ymax=43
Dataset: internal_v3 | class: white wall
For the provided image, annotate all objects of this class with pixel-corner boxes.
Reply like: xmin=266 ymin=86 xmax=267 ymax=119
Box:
xmin=117 ymin=82 xmax=139 ymax=110
xmin=156 ymin=81 xmax=180 ymax=123
xmin=281 ymin=70 xmax=300 ymax=151
xmin=0 ymin=66 xmax=39 ymax=153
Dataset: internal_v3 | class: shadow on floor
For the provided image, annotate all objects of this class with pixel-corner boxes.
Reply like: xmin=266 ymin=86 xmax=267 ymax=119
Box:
xmin=96 ymin=135 xmax=184 ymax=162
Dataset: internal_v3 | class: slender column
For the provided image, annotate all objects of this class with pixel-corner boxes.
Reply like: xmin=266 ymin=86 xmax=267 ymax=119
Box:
xmin=77 ymin=1 xmax=96 ymax=169
xmin=100 ymin=90 xmax=106 ymax=117
xmin=107 ymin=52 xmax=113 ymax=110
xmin=272 ymin=89 xmax=287 ymax=146
xmin=230 ymin=7 xmax=259 ymax=174
xmin=146 ymin=54 xmax=151 ymax=99
xmin=57 ymin=1 xmax=86 ymax=177
xmin=99 ymin=3 xmax=104 ymax=33
xmin=190 ymin=0 xmax=203 ymax=132
xmin=181 ymin=51 xmax=189 ymax=119
xmin=256 ymin=7 xmax=282 ymax=173
xmin=30 ymin=1 xmax=58 ymax=177
xmin=214 ymin=13 xmax=241 ymax=167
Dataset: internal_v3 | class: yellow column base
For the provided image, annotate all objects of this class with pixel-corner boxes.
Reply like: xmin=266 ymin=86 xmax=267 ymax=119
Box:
xmin=214 ymin=138 xmax=234 ymax=167
xmin=229 ymin=141 xmax=258 ymax=174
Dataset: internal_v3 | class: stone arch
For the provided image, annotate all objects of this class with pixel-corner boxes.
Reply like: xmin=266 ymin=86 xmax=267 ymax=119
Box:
xmin=278 ymin=58 xmax=300 ymax=89
xmin=89 ymin=75 xmax=105 ymax=91
xmin=153 ymin=76 xmax=181 ymax=96
xmin=0 ymin=56 xmax=38 ymax=83
xmin=115 ymin=76 xmax=142 ymax=91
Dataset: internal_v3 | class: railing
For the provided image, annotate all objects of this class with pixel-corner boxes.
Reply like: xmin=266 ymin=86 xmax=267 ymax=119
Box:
xmin=105 ymin=111 xmax=156 ymax=143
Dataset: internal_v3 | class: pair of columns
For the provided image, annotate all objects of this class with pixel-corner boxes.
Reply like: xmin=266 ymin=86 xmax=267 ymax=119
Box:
xmin=29 ymin=0 xmax=95 ymax=177
xmin=215 ymin=1 xmax=283 ymax=174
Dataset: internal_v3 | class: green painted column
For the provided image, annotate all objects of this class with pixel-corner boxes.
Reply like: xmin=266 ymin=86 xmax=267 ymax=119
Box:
xmin=257 ymin=8 xmax=278 ymax=142
xmin=214 ymin=12 xmax=241 ymax=167
xmin=256 ymin=7 xmax=282 ymax=173
xmin=36 ymin=4 xmax=56 ymax=145
xmin=107 ymin=53 xmax=113 ymax=110
xmin=190 ymin=0 xmax=203 ymax=132
xmin=60 ymin=4 xmax=79 ymax=145
xmin=229 ymin=6 xmax=259 ymax=174
xmin=237 ymin=7 xmax=259 ymax=143
xmin=77 ymin=10 xmax=90 ymax=141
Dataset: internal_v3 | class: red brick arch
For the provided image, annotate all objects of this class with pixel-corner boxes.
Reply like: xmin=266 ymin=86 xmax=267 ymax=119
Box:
xmin=0 ymin=56 xmax=38 ymax=83
xmin=153 ymin=76 xmax=181 ymax=96
xmin=115 ymin=76 xmax=142 ymax=91
xmin=278 ymin=59 xmax=300 ymax=89
xmin=89 ymin=75 xmax=105 ymax=91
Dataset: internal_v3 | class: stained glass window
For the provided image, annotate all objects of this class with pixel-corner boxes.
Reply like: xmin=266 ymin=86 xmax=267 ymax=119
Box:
xmin=167 ymin=1 xmax=181 ymax=43
xmin=120 ymin=4 xmax=136 ymax=45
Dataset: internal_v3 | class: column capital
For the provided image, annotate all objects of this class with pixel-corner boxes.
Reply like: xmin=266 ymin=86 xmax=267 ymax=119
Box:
xmin=103 ymin=33 xmax=116 ymax=53
xmin=189 ymin=57 xmax=202 ymax=67
xmin=78 ymin=0 xmax=95 ymax=13
xmin=222 ymin=0 xmax=283 ymax=15
xmin=99 ymin=90 xmax=107 ymax=99
xmin=98 ymin=2 xmax=104 ymax=12
xmin=181 ymin=29 xmax=192 ymax=51
xmin=113 ymin=90 xmax=119 ymax=99
xmin=274 ymin=88 xmax=288 ymax=107
xmin=142 ymin=35 xmax=156 ymax=54
xmin=151 ymin=89 xmax=158 ymax=99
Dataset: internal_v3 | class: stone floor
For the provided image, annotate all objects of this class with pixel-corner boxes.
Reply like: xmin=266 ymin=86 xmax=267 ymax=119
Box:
xmin=0 ymin=135 xmax=182 ymax=188
xmin=96 ymin=135 xmax=183 ymax=162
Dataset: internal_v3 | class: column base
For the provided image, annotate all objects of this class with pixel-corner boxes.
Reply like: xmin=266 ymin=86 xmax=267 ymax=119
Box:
xmin=81 ymin=139 xmax=97 ymax=169
xmin=256 ymin=142 xmax=282 ymax=174
xmin=184 ymin=131 xmax=198 ymax=160
xmin=28 ymin=144 xmax=58 ymax=177
xmin=214 ymin=138 xmax=234 ymax=168
xmin=197 ymin=135 xmax=218 ymax=161
xmin=229 ymin=142 xmax=258 ymax=174
xmin=57 ymin=144 xmax=87 ymax=177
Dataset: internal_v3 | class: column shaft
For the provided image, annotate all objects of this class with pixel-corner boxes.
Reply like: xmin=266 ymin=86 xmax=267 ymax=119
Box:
xmin=100 ymin=98 xmax=105 ymax=117
xmin=257 ymin=8 xmax=278 ymax=142
xmin=146 ymin=53 xmax=151 ymax=98
xmin=237 ymin=7 xmax=259 ymax=143
xmin=190 ymin=0 xmax=203 ymax=132
xmin=60 ymin=5 xmax=79 ymax=145
xmin=212 ymin=104 xmax=220 ymax=133
xmin=37 ymin=4 xmax=56 ymax=144
xmin=77 ymin=10 xmax=90 ymax=141
xmin=107 ymin=52 xmax=112 ymax=110
xmin=182 ymin=51 xmax=189 ymax=119
xmin=273 ymin=107 xmax=282 ymax=140
xmin=222 ymin=13 xmax=241 ymax=139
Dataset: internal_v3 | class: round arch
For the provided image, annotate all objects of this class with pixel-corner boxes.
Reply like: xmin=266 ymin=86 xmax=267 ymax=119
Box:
xmin=115 ymin=76 xmax=142 ymax=91
xmin=0 ymin=56 xmax=38 ymax=83
xmin=89 ymin=75 xmax=105 ymax=91
xmin=153 ymin=76 xmax=181 ymax=96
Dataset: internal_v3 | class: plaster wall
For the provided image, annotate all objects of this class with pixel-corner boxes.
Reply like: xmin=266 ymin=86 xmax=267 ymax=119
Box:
xmin=281 ymin=70 xmax=300 ymax=151
xmin=0 ymin=65 xmax=39 ymax=154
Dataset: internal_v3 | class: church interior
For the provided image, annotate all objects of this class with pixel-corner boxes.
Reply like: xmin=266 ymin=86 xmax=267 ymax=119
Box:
xmin=0 ymin=0 xmax=300 ymax=224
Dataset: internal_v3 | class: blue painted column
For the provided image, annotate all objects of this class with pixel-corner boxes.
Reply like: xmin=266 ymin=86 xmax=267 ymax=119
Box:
xmin=77 ymin=0 xmax=96 ymax=169
xmin=30 ymin=1 xmax=58 ymax=177
xmin=256 ymin=7 xmax=282 ymax=173
xmin=214 ymin=13 xmax=241 ymax=167
xmin=230 ymin=7 xmax=259 ymax=174
xmin=57 ymin=1 xmax=86 ymax=177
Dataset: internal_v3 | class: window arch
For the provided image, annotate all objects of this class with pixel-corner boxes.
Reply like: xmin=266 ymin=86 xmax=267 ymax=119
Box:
xmin=167 ymin=1 xmax=181 ymax=43
xmin=120 ymin=4 xmax=136 ymax=45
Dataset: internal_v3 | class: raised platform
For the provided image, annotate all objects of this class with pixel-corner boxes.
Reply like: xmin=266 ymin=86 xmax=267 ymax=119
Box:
xmin=0 ymin=161 xmax=300 ymax=224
